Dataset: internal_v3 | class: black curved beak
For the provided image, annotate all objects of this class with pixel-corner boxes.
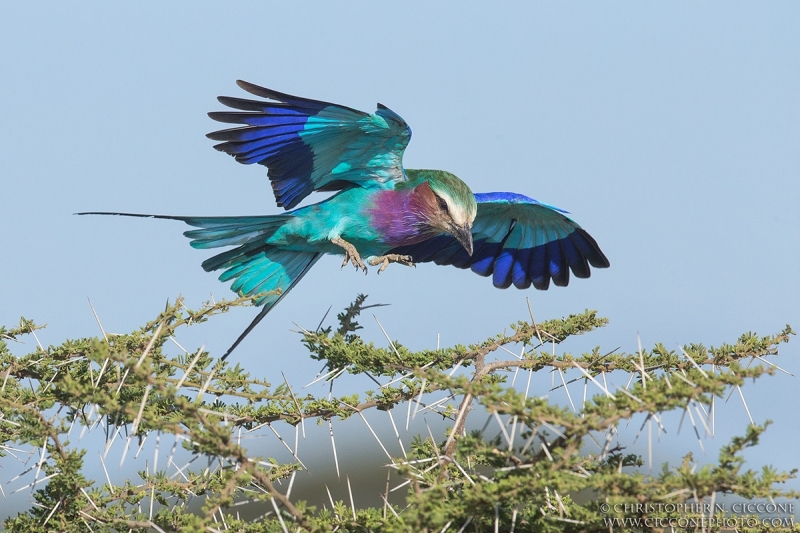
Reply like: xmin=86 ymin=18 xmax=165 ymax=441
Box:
xmin=453 ymin=225 xmax=474 ymax=256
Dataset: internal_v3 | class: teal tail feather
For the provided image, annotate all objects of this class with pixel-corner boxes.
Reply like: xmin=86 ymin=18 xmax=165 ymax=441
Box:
xmin=77 ymin=211 xmax=321 ymax=359
xmin=179 ymin=215 xmax=321 ymax=359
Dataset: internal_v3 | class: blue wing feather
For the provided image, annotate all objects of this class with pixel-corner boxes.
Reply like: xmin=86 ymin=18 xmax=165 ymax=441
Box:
xmin=547 ymin=240 xmax=568 ymax=286
xmin=511 ymin=243 xmax=533 ymax=289
xmin=560 ymin=235 xmax=590 ymax=278
xmin=389 ymin=192 xmax=609 ymax=290
xmin=530 ymin=244 xmax=550 ymax=290
xmin=470 ymin=240 xmax=497 ymax=276
xmin=208 ymin=80 xmax=412 ymax=209
xmin=492 ymin=248 xmax=515 ymax=288
xmin=208 ymin=112 xmax=310 ymax=127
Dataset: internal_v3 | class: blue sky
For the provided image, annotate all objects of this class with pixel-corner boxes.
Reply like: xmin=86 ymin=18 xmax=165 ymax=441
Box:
xmin=2 ymin=1 xmax=799 ymax=504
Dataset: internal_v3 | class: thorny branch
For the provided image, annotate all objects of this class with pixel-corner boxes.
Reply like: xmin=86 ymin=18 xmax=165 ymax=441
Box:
xmin=0 ymin=295 xmax=796 ymax=532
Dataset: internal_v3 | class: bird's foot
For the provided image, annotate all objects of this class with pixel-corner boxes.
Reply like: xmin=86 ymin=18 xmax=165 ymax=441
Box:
xmin=368 ymin=254 xmax=415 ymax=274
xmin=332 ymin=237 xmax=368 ymax=274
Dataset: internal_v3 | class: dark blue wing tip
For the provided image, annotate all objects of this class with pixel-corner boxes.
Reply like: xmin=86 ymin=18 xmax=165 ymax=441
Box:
xmin=572 ymin=228 xmax=610 ymax=269
xmin=391 ymin=226 xmax=609 ymax=292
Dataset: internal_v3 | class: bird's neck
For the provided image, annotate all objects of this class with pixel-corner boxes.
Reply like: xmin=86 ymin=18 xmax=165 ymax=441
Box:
xmin=368 ymin=183 xmax=440 ymax=246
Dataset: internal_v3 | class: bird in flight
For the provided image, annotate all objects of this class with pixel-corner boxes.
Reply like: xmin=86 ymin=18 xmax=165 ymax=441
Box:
xmin=81 ymin=81 xmax=609 ymax=359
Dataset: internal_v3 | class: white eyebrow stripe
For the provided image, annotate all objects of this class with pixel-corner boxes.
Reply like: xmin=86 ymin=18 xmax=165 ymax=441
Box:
xmin=446 ymin=197 xmax=469 ymax=226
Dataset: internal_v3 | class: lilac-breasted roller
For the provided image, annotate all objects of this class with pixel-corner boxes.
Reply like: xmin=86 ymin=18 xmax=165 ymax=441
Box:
xmin=82 ymin=81 xmax=609 ymax=358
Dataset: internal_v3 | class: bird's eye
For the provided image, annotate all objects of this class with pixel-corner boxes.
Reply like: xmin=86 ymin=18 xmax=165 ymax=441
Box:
xmin=436 ymin=197 xmax=449 ymax=213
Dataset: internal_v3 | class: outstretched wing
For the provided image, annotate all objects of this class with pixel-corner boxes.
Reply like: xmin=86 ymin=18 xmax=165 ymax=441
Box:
xmin=389 ymin=192 xmax=609 ymax=290
xmin=207 ymin=80 xmax=412 ymax=210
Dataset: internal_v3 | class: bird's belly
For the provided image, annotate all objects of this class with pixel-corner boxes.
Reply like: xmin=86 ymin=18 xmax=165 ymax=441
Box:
xmin=267 ymin=211 xmax=390 ymax=256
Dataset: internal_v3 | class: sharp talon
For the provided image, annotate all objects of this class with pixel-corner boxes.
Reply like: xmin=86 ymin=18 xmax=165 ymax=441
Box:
xmin=332 ymin=237 xmax=368 ymax=274
xmin=367 ymin=254 xmax=414 ymax=273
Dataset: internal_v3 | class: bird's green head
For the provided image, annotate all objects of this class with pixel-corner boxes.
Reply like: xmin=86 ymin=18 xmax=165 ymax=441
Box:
xmin=408 ymin=169 xmax=477 ymax=255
